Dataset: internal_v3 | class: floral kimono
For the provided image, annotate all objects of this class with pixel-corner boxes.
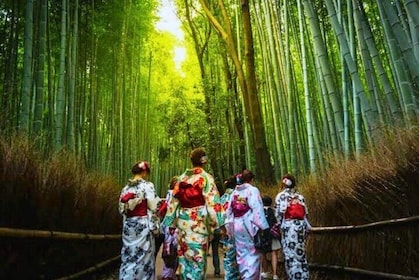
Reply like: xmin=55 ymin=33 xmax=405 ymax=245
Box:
xmin=226 ymin=183 xmax=269 ymax=280
xmin=162 ymin=167 xmax=224 ymax=280
xmin=118 ymin=178 xmax=160 ymax=280
xmin=219 ymin=188 xmax=240 ymax=280
xmin=275 ymin=188 xmax=310 ymax=280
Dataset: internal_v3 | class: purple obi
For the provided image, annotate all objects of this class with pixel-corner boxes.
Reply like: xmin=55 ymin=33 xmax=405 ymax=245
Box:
xmin=231 ymin=195 xmax=250 ymax=217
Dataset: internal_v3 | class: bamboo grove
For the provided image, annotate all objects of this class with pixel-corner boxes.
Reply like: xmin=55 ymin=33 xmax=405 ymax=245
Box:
xmin=0 ymin=0 xmax=418 ymax=189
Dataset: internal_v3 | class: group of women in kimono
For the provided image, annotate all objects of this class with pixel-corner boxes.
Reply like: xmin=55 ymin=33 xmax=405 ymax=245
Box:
xmin=118 ymin=147 xmax=311 ymax=280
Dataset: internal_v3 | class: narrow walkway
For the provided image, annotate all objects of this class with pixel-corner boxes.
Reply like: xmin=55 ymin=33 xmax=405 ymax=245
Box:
xmin=97 ymin=247 xmax=225 ymax=280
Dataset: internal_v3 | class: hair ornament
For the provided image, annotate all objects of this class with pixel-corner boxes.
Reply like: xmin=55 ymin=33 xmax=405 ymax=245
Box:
xmin=236 ymin=174 xmax=243 ymax=185
xmin=138 ymin=161 xmax=150 ymax=171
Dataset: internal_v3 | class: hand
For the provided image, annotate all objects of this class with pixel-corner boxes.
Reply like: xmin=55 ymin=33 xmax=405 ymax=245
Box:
xmin=218 ymin=226 xmax=227 ymax=237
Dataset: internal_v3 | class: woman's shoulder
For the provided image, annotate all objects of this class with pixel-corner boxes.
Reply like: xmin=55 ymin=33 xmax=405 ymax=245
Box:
xmin=246 ymin=184 xmax=262 ymax=197
xmin=275 ymin=189 xmax=289 ymax=200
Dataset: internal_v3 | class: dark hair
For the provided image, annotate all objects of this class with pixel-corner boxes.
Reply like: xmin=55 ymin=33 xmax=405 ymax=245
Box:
xmin=131 ymin=161 xmax=150 ymax=174
xmin=190 ymin=147 xmax=207 ymax=167
xmin=262 ymin=195 xmax=272 ymax=207
xmin=224 ymin=175 xmax=236 ymax=189
xmin=281 ymin=173 xmax=296 ymax=188
xmin=241 ymin=169 xmax=254 ymax=183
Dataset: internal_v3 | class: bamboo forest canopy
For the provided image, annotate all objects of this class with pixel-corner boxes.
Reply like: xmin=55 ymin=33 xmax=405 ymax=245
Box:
xmin=0 ymin=0 xmax=418 ymax=190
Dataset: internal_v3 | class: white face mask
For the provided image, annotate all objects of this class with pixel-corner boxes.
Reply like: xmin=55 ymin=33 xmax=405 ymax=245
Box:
xmin=200 ymin=156 xmax=208 ymax=164
xmin=282 ymin=178 xmax=292 ymax=186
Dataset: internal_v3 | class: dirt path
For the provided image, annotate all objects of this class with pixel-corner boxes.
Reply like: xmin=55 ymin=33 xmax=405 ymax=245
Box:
xmin=155 ymin=247 xmax=225 ymax=280
xmin=99 ymin=246 xmax=225 ymax=280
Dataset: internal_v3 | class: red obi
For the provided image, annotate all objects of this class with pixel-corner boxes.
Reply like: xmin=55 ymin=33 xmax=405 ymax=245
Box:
xmin=120 ymin=192 xmax=136 ymax=203
xmin=284 ymin=200 xmax=305 ymax=220
xmin=231 ymin=196 xmax=250 ymax=217
xmin=174 ymin=181 xmax=205 ymax=208
xmin=126 ymin=200 xmax=148 ymax=217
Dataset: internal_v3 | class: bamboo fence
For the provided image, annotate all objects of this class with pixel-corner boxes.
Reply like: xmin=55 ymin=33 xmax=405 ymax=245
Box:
xmin=1 ymin=215 xmax=419 ymax=279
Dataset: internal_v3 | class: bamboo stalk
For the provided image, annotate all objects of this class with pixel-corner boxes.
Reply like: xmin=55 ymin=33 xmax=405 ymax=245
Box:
xmin=310 ymin=215 xmax=419 ymax=233
xmin=0 ymin=227 xmax=121 ymax=240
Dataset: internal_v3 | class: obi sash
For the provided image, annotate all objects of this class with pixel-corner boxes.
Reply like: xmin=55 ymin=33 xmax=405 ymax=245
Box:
xmin=174 ymin=180 xmax=205 ymax=208
xmin=231 ymin=195 xmax=250 ymax=217
xmin=126 ymin=199 xmax=148 ymax=217
xmin=284 ymin=198 xmax=305 ymax=220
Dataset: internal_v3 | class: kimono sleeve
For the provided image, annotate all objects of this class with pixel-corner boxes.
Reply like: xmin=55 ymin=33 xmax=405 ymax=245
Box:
xmin=203 ymin=174 xmax=224 ymax=234
xmin=162 ymin=191 xmax=180 ymax=228
xmin=144 ymin=182 xmax=161 ymax=232
xmin=248 ymin=187 xmax=269 ymax=230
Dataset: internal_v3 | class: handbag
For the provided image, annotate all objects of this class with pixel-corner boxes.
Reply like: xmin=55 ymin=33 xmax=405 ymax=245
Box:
xmin=253 ymin=229 xmax=272 ymax=253
xmin=162 ymin=242 xmax=178 ymax=269
xmin=270 ymin=222 xmax=281 ymax=239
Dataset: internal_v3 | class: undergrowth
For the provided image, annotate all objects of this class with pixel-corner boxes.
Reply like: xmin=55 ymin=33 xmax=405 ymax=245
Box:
xmin=1 ymin=126 xmax=418 ymax=278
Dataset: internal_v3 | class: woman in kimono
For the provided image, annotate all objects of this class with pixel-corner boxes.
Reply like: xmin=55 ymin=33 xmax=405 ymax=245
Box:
xmin=219 ymin=175 xmax=240 ymax=280
xmin=160 ymin=176 xmax=179 ymax=280
xmin=226 ymin=169 xmax=269 ymax=280
xmin=274 ymin=173 xmax=311 ymax=280
xmin=118 ymin=161 xmax=161 ymax=280
xmin=162 ymin=147 xmax=224 ymax=280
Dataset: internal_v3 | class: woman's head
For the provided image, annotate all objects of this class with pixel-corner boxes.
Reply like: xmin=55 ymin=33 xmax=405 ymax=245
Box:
xmin=262 ymin=195 xmax=273 ymax=207
xmin=281 ymin=173 xmax=296 ymax=188
xmin=190 ymin=147 xmax=208 ymax=167
xmin=131 ymin=161 xmax=150 ymax=175
xmin=241 ymin=169 xmax=254 ymax=183
xmin=224 ymin=175 xmax=237 ymax=189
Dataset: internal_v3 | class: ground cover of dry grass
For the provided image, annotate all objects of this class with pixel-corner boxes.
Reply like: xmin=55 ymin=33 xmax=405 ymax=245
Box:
xmin=0 ymin=136 xmax=122 ymax=279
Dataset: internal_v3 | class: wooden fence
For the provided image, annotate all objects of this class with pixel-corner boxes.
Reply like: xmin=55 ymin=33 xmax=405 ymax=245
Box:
xmin=1 ymin=215 xmax=419 ymax=279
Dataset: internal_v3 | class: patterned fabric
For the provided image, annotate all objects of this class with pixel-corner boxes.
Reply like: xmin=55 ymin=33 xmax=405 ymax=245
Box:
xmin=219 ymin=188 xmax=240 ymax=280
xmin=162 ymin=167 xmax=224 ymax=280
xmin=275 ymin=188 xmax=310 ymax=280
xmin=119 ymin=178 xmax=160 ymax=280
xmin=161 ymin=226 xmax=178 ymax=278
xmin=231 ymin=194 xmax=251 ymax=217
xmin=161 ymin=190 xmax=179 ymax=279
xmin=226 ymin=183 xmax=269 ymax=280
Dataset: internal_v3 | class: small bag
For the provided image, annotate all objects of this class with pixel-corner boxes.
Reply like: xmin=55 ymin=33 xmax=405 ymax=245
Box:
xmin=162 ymin=242 xmax=178 ymax=269
xmin=270 ymin=222 xmax=281 ymax=239
xmin=253 ymin=229 xmax=272 ymax=253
